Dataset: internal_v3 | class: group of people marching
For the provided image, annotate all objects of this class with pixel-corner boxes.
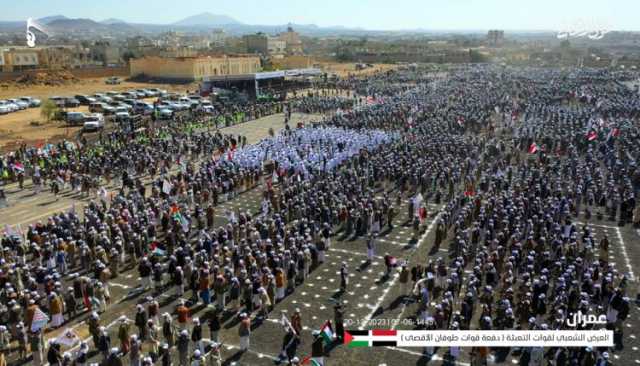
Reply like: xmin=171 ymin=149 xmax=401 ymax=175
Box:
xmin=0 ymin=64 xmax=638 ymax=366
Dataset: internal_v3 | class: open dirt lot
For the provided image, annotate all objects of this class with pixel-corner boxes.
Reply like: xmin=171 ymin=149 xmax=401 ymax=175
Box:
xmin=0 ymin=78 xmax=195 ymax=150
xmin=0 ymin=78 xmax=197 ymax=101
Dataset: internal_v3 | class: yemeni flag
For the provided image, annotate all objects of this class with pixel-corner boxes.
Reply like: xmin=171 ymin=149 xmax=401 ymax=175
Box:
xmin=344 ymin=329 xmax=397 ymax=348
xmin=528 ymin=142 xmax=539 ymax=154
xmin=320 ymin=321 xmax=334 ymax=345
xmin=586 ymin=130 xmax=598 ymax=141
xmin=457 ymin=116 xmax=465 ymax=127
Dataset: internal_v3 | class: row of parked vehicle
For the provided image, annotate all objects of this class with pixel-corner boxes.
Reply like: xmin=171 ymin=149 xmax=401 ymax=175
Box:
xmin=0 ymin=97 xmax=41 ymax=114
xmin=50 ymin=87 xmax=168 ymax=109
xmin=155 ymin=94 xmax=215 ymax=119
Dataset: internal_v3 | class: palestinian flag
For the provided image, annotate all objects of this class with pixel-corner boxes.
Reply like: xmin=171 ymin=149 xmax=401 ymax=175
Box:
xmin=586 ymin=130 xmax=598 ymax=141
xmin=301 ymin=356 xmax=324 ymax=366
xmin=528 ymin=143 xmax=539 ymax=154
xmin=173 ymin=213 xmax=190 ymax=233
xmin=13 ymin=162 xmax=24 ymax=173
xmin=320 ymin=321 xmax=334 ymax=345
xmin=607 ymin=128 xmax=620 ymax=141
xmin=344 ymin=329 xmax=397 ymax=347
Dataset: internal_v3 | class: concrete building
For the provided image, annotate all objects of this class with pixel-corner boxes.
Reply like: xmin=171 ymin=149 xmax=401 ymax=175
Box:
xmin=487 ymin=30 xmax=505 ymax=46
xmin=90 ymin=41 xmax=121 ymax=66
xmin=277 ymin=27 xmax=304 ymax=55
xmin=0 ymin=48 xmax=39 ymax=72
xmin=210 ymin=29 xmax=227 ymax=48
xmin=244 ymin=33 xmax=269 ymax=54
xmin=129 ymin=55 xmax=261 ymax=81
xmin=268 ymin=39 xmax=287 ymax=55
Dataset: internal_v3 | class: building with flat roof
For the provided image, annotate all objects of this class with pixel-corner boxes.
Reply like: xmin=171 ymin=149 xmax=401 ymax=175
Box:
xmin=129 ymin=55 xmax=261 ymax=82
xmin=487 ymin=30 xmax=505 ymax=46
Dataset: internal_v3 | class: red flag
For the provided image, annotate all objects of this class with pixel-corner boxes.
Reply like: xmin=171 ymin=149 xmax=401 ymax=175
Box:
xmin=227 ymin=150 xmax=233 ymax=161
xmin=586 ymin=131 xmax=598 ymax=141
xmin=528 ymin=143 xmax=539 ymax=154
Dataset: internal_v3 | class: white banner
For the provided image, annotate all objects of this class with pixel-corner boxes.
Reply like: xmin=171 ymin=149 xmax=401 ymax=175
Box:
xmin=396 ymin=330 xmax=613 ymax=348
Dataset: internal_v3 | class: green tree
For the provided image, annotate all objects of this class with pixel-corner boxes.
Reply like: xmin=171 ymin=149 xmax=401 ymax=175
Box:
xmin=40 ymin=99 xmax=59 ymax=122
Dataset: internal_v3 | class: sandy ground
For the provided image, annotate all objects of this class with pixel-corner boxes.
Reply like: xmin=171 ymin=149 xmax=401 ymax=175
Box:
xmin=0 ymin=78 xmax=197 ymax=101
xmin=0 ymin=78 xmax=196 ymax=151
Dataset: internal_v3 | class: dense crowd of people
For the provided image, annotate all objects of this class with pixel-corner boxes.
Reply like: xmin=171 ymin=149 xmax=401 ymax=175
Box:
xmin=0 ymin=65 xmax=638 ymax=366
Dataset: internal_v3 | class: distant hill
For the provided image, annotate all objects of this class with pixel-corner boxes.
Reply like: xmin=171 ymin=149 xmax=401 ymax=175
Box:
xmin=172 ymin=12 xmax=242 ymax=26
xmin=100 ymin=18 xmax=127 ymax=25
xmin=47 ymin=18 xmax=137 ymax=33
xmin=37 ymin=15 xmax=68 ymax=24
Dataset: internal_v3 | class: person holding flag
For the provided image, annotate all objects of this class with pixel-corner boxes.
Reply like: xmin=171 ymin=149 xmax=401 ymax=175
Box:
xmin=277 ymin=323 xmax=300 ymax=365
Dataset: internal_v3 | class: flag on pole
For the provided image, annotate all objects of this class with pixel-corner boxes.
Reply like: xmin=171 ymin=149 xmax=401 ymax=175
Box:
xmin=528 ymin=143 xmax=539 ymax=154
xmin=30 ymin=307 xmax=49 ymax=332
xmin=586 ymin=130 xmax=598 ymax=141
xmin=280 ymin=313 xmax=297 ymax=335
xmin=320 ymin=321 xmax=334 ymax=345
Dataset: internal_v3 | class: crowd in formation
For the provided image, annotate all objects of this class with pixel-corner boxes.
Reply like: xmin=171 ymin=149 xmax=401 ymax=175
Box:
xmin=0 ymin=64 xmax=639 ymax=366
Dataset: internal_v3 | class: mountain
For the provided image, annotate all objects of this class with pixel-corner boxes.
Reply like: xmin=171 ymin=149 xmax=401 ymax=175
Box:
xmin=37 ymin=15 xmax=68 ymax=24
xmin=46 ymin=18 xmax=137 ymax=33
xmin=172 ymin=12 xmax=242 ymax=26
xmin=101 ymin=18 xmax=127 ymax=25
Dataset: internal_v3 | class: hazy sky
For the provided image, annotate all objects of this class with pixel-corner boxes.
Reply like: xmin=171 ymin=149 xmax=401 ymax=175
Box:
xmin=2 ymin=0 xmax=629 ymax=31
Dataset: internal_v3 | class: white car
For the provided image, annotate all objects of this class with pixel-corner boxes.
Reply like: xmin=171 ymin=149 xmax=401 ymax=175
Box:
xmin=0 ymin=100 xmax=18 ymax=112
xmin=148 ymin=88 xmax=167 ymax=97
xmin=157 ymin=108 xmax=173 ymax=119
xmin=115 ymin=111 xmax=130 ymax=122
xmin=0 ymin=103 xmax=11 ymax=114
xmin=6 ymin=99 xmax=28 ymax=110
xmin=197 ymin=105 xmax=216 ymax=114
xmin=19 ymin=96 xmax=41 ymax=107
xmin=83 ymin=113 xmax=105 ymax=132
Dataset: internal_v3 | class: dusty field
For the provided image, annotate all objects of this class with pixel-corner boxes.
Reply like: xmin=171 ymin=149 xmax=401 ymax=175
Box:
xmin=0 ymin=107 xmax=84 ymax=150
xmin=0 ymin=78 xmax=196 ymax=150
xmin=0 ymin=77 xmax=197 ymax=101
